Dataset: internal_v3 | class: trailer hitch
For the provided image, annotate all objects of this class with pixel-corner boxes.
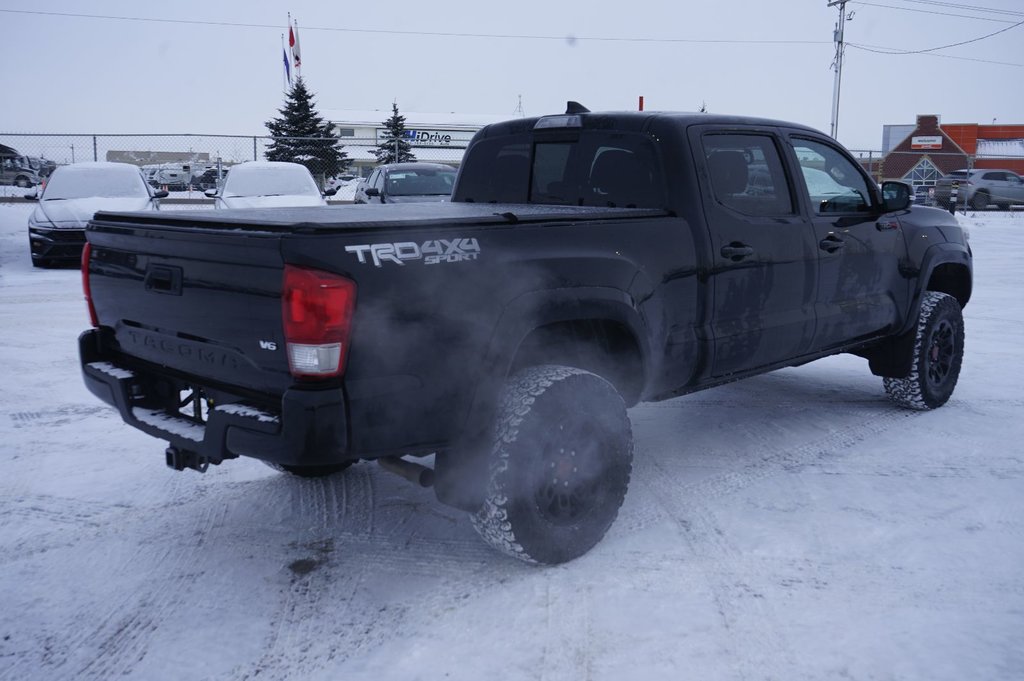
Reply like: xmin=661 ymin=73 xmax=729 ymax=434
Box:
xmin=165 ymin=446 xmax=213 ymax=473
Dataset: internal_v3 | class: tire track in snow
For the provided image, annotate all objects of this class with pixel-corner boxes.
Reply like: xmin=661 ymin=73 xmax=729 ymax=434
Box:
xmin=0 ymin=494 xmax=134 ymax=568
xmin=0 ymin=483 xmax=224 ymax=681
xmin=539 ymin=575 xmax=593 ymax=681
xmin=234 ymin=467 xmax=504 ymax=680
xmin=623 ymin=406 xmax=921 ymax=681
xmin=4 ymin=404 xmax=112 ymax=429
xmin=236 ymin=466 xmax=382 ymax=680
xmin=69 ymin=499 xmax=230 ymax=680
xmin=621 ymin=406 xmax=918 ymax=534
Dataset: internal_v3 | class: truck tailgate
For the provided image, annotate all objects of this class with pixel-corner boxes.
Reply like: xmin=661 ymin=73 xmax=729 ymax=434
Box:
xmin=85 ymin=215 xmax=291 ymax=397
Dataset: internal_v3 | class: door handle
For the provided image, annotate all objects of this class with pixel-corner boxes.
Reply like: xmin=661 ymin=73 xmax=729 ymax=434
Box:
xmin=819 ymin=235 xmax=846 ymax=253
xmin=720 ymin=243 xmax=754 ymax=261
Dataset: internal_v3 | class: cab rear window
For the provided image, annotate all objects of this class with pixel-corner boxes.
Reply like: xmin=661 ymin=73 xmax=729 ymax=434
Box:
xmin=454 ymin=132 xmax=666 ymax=209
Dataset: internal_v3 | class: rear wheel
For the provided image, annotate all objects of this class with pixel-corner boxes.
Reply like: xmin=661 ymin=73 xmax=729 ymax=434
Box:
xmin=970 ymin=192 xmax=988 ymax=211
xmin=472 ymin=365 xmax=633 ymax=565
xmin=883 ymin=291 xmax=964 ymax=410
xmin=264 ymin=461 xmax=353 ymax=478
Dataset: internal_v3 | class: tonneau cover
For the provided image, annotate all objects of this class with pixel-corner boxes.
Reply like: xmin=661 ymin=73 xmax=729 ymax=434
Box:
xmin=91 ymin=202 xmax=667 ymax=234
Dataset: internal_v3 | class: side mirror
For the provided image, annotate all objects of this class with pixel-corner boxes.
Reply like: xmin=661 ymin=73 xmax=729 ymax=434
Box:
xmin=24 ymin=192 xmax=38 ymax=201
xmin=152 ymin=190 xmax=169 ymax=199
xmin=204 ymin=189 xmax=218 ymax=198
xmin=881 ymin=181 xmax=911 ymax=212
xmin=323 ymin=187 xmax=338 ymax=197
xmin=365 ymin=187 xmax=380 ymax=197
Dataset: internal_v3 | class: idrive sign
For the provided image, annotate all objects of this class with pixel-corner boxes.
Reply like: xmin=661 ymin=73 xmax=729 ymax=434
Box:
xmin=376 ymin=128 xmax=477 ymax=146
xmin=911 ymin=136 xmax=943 ymax=150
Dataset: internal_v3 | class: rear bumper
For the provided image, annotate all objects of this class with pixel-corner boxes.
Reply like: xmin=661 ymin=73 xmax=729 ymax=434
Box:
xmin=79 ymin=329 xmax=349 ymax=467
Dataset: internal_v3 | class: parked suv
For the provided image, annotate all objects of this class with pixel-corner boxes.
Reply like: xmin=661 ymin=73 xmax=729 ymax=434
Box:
xmin=933 ymin=169 xmax=1024 ymax=210
xmin=1 ymin=155 xmax=42 ymax=188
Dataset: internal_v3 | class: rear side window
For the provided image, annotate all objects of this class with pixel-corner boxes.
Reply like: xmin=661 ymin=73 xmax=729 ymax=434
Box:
xmin=454 ymin=132 xmax=665 ymax=208
xmin=454 ymin=138 xmax=531 ymax=203
xmin=702 ymin=133 xmax=794 ymax=216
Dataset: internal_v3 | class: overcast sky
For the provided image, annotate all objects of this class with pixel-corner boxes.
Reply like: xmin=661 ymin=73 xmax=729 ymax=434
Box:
xmin=2 ymin=0 xmax=1022 ymax=151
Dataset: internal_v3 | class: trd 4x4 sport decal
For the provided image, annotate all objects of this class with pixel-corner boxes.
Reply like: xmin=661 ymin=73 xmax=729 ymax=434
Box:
xmin=345 ymin=238 xmax=481 ymax=267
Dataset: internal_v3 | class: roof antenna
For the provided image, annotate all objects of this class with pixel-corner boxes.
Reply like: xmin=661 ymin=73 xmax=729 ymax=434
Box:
xmin=566 ymin=101 xmax=590 ymax=114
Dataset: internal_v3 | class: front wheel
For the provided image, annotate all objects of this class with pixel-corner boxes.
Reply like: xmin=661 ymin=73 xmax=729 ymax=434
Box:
xmin=471 ymin=365 xmax=633 ymax=565
xmin=15 ymin=175 xmax=32 ymax=188
xmin=883 ymin=291 xmax=964 ymax=410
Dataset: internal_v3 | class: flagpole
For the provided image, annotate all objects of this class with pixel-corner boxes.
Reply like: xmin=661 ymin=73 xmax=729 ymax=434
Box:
xmin=280 ymin=33 xmax=287 ymax=91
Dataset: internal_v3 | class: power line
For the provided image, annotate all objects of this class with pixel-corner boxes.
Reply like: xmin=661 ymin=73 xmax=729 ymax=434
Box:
xmin=0 ymin=9 xmax=829 ymax=45
xmin=892 ymin=0 xmax=1024 ymax=17
xmin=850 ymin=2 xmax=1019 ymax=23
xmin=851 ymin=17 xmax=1024 ymax=54
xmin=848 ymin=42 xmax=1024 ymax=66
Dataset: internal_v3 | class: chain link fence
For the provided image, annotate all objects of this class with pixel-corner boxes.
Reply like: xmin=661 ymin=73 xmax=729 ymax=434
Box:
xmin=1 ymin=133 xmax=471 ymax=202
xmin=3 ymin=134 xmax=1022 ymax=209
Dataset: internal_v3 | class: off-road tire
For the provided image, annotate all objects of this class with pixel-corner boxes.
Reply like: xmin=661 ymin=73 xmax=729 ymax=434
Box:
xmin=970 ymin=191 xmax=988 ymax=211
xmin=471 ymin=365 xmax=633 ymax=565
xmin=883 ymin=291 xmax=964 ymax=410
xmin=264 ymin=461 xmax=354 ymax=478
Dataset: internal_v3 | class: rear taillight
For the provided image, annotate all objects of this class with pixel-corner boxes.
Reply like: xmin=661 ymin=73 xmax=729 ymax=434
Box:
xmin=282 ymin=265 xmax=357 ymax=378
xmin=81 ymin=242 xmax=98 ymax=328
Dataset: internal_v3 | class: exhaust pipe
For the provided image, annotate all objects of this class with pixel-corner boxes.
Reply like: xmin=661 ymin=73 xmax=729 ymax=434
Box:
xmin=378 ymin=456 xmax=435 ymax=488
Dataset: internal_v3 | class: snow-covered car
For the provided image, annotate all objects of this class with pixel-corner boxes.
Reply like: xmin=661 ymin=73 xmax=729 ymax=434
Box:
xmin=26 ymin=161 xmax=166 ymax=268
xmin=353 ymin=162 xmax=457 ymax=204
xmin=205 ymin=161 xmax=335 ymax=209
xmin=325 ymin=174 xmax=359 ymax=191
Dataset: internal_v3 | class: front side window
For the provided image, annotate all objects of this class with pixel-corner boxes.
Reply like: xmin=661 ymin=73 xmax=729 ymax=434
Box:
xmin=702 ymin=133 xmax=794 ymax=216
xmin=791 ymin=138 xmax=873 ymax=214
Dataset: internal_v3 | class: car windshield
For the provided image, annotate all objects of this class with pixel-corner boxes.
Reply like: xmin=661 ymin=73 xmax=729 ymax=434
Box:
xmin=42 ymin=166 xmax=150 ymax=200
xmin=386 ymin=168 xmax=456 ymax=196
xmin=223 ymin=166 xmax=320 ymax=197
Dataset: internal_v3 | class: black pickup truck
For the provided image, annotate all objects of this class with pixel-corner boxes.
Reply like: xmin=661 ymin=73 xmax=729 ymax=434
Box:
xmin=79 ymin=104 xmax=972 ymax=564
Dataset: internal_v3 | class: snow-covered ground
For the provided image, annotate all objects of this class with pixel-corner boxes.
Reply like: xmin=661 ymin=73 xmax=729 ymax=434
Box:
xmin=0 ymin=203 xmax=1022 ymax=681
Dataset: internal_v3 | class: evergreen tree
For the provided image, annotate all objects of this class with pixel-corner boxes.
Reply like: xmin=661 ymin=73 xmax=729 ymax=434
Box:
xmin=264 ymin=77 xmax=350 ymax=184
xmin=374 ymin=103 xmax=416 ymax=164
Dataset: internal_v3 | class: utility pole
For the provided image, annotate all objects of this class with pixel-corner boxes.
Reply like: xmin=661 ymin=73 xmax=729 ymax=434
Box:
xmin=828 ymin=0 xmax=852 ymax=139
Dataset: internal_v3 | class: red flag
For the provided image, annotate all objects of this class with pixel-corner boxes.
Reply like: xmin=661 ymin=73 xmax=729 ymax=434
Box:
xmin=291 ymin=20 xmax=302 ymax=72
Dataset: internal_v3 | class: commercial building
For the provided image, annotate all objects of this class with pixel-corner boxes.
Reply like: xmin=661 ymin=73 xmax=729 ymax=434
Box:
xmin=324 ymin=110 xmax=512 ymax=177
xmin=879 ymin=114 xmax=1024 ymax=188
